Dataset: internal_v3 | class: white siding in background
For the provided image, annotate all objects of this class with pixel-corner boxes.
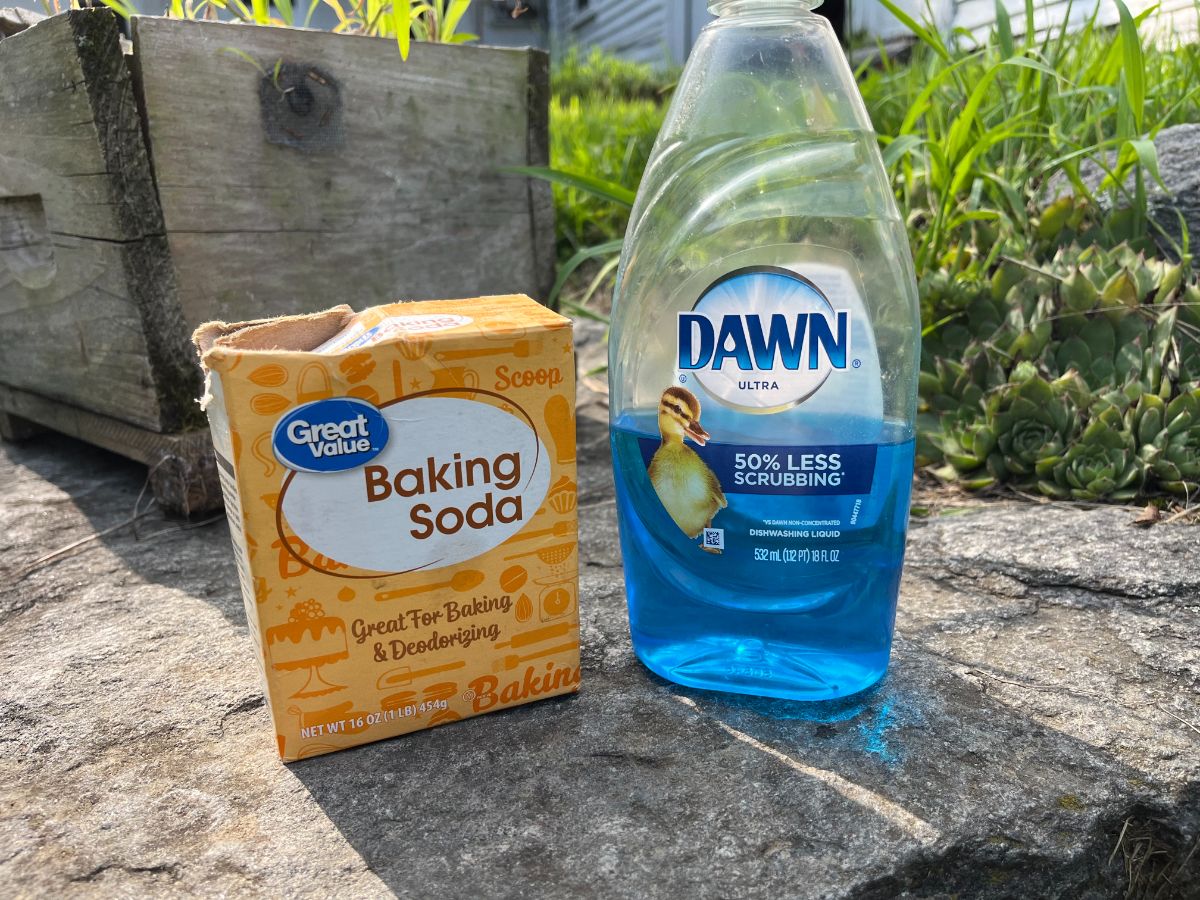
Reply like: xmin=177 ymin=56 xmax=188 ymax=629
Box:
xmin=951 ymin=0 xmax=1199 ymax=42
xmin=550 ymin=0 xmax=712 ymax=65
xmin=851 ymin=0 xmax=956 ymax=41
xmin=549 ymin=0 xmax=1199 ymax=65
xmin=583 ymin=0 xmax=668 ymax=62
xmin=551 ymin=0 xmax=668 ymax=63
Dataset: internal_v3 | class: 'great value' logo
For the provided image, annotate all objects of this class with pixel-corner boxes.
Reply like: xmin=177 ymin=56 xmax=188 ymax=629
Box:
xmin=272 ymin=397 xmax=389 ymax=473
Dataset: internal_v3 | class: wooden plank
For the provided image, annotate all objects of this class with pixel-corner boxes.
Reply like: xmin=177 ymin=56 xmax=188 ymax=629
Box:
xmin=0 ymin=409 xmax=42 ymax=441
xmin=0 ymin=10 xmax=202 ymax=433
xmin=525 ymin=49 xmax=556 ymax=306
xmin=129 ymin=18 xmax=556 ymax=329
xmin=0 ymin=382 xmax=219 ymax=515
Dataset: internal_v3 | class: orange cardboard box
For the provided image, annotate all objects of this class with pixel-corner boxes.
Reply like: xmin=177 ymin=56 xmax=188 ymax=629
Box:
xmin=194 ymin=296 xmax=579 ymax=761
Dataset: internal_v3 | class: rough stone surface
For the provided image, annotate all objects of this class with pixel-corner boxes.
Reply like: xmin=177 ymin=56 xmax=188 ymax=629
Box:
xmin=1067 ymin=123 xmax=1200 ymax=256
xmin=2 ymin=367 xmax=1199 ymax=897
xmin=1136 ymin=124 xmax=1200 ymax=253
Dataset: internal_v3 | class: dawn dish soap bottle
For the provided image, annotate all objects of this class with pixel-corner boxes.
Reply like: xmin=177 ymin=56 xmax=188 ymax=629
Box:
xmin=609 ymin=0 xmax=920 ymax=701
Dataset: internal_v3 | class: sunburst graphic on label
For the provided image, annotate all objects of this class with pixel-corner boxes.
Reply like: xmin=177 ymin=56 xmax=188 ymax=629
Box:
xmin=677 ymin=267 xmax=850 ymax=414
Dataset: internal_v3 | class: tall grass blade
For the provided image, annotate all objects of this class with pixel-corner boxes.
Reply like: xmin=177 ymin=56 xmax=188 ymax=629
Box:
xmin=875 ymin=0 xmax=952 ymax=61
xmin=548 ymin=239 xmax=624 ymax=307
xmin=578 ymin=254 xmax=621 ymax=309
xmin=1126 ymin=137 xmax=1166 ymax=189
xmin=1116 ymin=0 xmax=1146 ymax=131
xmin=443 ymin=0 xmax=470 ymax=38
xmin=96 ymin=0 xmax=138 ymax=18
xmin=503 ymin=166 xmax=638 ymax=207
xmin=995 ymin=0 xmax=1014 ymax=58
xmin=882 ymin=134 xmax=924 ymax=168
xmin=897 ymin=49 xmax=986 ymax=135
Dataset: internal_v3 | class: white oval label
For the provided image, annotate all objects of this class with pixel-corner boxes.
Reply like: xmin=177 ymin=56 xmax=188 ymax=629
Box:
xmin=678 ymin=268 xmax=850 ymax=413
xmin=280 ymin=397 xmax=550 ymax=573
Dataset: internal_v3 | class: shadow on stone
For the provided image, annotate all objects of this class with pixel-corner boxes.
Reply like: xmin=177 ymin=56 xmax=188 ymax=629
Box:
xmin=1 ymin=431 xmax=243 ymax=627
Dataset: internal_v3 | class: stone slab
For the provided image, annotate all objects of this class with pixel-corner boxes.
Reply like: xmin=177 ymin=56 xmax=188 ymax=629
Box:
xmin=1058 ymin=122 xmax=1200 ymax=260
xmin=1 ymin=381 xmax=1198 ymax=897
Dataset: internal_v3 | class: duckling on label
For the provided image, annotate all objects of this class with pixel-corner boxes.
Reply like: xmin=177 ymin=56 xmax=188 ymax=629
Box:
xmin=648 ymin=387 xmax=727 ymax=546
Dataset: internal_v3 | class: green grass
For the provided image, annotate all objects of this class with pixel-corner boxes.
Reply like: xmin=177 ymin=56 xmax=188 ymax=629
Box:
xmin=539 ymin=48 xmax=672 ymax=309
xmin=551 ymin=45 xmax=679 ymax=103
xmin=549 ymin=95 xmax=663 ymax=255
xmin=860 ymin=0 xmax=1200 ymax=301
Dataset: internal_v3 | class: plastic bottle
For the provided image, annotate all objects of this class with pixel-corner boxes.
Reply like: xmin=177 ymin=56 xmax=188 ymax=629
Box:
xmin=608 ymin=0 xmax=920 ymax=701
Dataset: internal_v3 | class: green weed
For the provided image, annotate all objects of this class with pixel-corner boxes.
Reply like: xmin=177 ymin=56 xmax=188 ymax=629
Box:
xmin=86 ymin=0 xmax=477 ymax=57
xmin=551 ymin=45 xmax=679 ymax=103
xmin=547 ymin=95 xmax=662 ymax=254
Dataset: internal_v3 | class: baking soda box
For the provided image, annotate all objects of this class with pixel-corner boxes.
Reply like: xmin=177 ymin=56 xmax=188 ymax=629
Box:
xmin=194 ymin=296 xmax=579 ymax=761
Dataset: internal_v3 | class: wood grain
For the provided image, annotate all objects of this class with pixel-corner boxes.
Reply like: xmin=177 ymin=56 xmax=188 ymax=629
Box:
xmin=525 ymin=49 xmax=556 ymax=305
xmin=0 ymin=10 xmax=201 ymax=432
xmin=129 ymin=18 xmax=556 ymax=328
xmin=1 ymin=10 xmax=552 ymax=461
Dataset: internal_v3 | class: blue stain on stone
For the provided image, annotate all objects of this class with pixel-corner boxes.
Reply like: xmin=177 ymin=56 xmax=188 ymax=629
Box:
xmin=856 ymin=699 xmax=927 ymax=765
xmin=858 ymin=703 xmax=899 ymax=764
xmin=664 ymin=675 xmax=932 ymax=768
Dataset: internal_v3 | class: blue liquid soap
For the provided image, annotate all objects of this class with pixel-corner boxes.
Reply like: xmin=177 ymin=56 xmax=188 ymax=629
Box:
xmin=608 ymin=0 xmax=921 ymax=701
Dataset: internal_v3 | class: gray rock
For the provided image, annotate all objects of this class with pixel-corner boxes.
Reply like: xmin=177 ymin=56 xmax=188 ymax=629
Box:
xmin=1063 ymin=123 xmax=1200 ymax=257
xmin=2 ymin=410 xmax=1199 ymax=897
xmin=1147 ymin=124 xmax=1200 ymax=252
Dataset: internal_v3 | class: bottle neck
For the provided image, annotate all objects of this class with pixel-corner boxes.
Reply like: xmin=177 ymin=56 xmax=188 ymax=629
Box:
xmin=709 ymin=0 xmax=822 ymax=16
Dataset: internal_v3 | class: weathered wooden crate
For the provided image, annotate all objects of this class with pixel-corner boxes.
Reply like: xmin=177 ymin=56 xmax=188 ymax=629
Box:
xmin=0 ymin=9 xmax=553 ymax=513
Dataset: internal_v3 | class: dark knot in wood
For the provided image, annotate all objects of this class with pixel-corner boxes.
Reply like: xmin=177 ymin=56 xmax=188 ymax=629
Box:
xmin=259 ymin=62 xmax=343 ymax=153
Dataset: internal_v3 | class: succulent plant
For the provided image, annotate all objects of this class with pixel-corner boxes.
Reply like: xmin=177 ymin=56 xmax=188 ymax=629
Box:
xmin=984 ymin=369 xmax=1079 ymax=484
xmin=1174 ymin=287 xmax=1200 ymax=387
xmin=918 ymin=348 xmax=1005 ymax=470
xmin=917 ymin=226 xmax=1200 ymax=501
xmin=919 ymin=352 xmax=1004 ymax=416
xmin=934 ymin=419 xmax=998 ymax=490
xmin=1134 ymin=389 xmax=1200 ymax=496
xmin=1035 ymin=407 xmax=1143 ymax=501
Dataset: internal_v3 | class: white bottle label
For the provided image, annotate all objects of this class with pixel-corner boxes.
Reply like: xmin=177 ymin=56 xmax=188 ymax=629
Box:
xmin=675 ymin=261 xmax=882 ymax=422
